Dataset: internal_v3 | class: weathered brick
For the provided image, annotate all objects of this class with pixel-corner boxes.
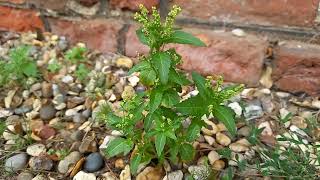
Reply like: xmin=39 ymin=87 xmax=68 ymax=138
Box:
xmin=0 ymin=6 xmax=44 ymax=32
xmin=49 ymin=18 xmax=123 ymax=53
xmin=272 ymin=41 xmax=320 ymax=96
xmin=173 ymin=0 xmax=320 ymax=27
xmin=0 ymin=0 xmax=25 ymax=4
xmin=77 ymin=0 xmax=99 ymax=7
xmin=125 ymin=26 xmax=267 ymax=86
xmin=25 ymin=0 xmax=67 ymax=11
xmin=110 ymin=0 xmax=159 ymax=10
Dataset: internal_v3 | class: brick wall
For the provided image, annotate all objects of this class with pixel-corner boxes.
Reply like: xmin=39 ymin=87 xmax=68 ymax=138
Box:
xmin=0 ymin=0 xmax=320 ymax=95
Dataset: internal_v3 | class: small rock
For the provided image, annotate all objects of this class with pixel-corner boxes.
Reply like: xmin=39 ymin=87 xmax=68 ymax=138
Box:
xmin=71 ymin=130 xmax=85 ymax=141
xmin=232 ymin=28 xmax=246 ymax=37
xmin=39 ymin=104 xmax=56 ymax=121
xmin=62 ymin=75 xmax=74 ymax=83
xmin=67 ymin=0 xmax=99 ymax=16
xmin=17 ymin=172 xmax=34 ymax=180
xmin=120 ymin=165 xmax=131 ymax=180
xmin=5 ymin=153 xmax=28 ymax=172
xmin=291 ymin=116 xmax=307 ymax=129
xmin=290 ymin=125 xmax=309 ymax=137
xmin=244 ymin=103 xmax=263 ymax=120
xmin=116 ymin=57 xmax=133 ymax=69
xmin=201 ymin=120 xmax=218 ymax=136
xmin=73 ymin=113 xmax=87 ymax=123
xmin=208 ymin=150 xmax=220 ymax=165
xmin=261 ymin=96 xmax=274 ymax=113
xmin=128 ymin=76 xmax=139 ymax=87
xmin=99 ymin=135 xmax=116 ymax=149
xmin=163 ymin=170 xmax=183 ymax=180
xmin=31 ymin=174 xmax=47 ymax=180
xmin=39 ymin=125 xmax=56 ymax=139
xmin=115 ymin=158 xmax=125 ymax=169
xmin=73 ymin=171 xmax=96 ymax=180
xmin=188 ymin=165 xmax=211 ymax=180
xmin=216 ymin=132 xmax=231 ymax=146
xmin=238 ymin=126 xmax=250 ymax=137
xmin=258 ymin=121 xmax=273 ymax=136
xmin=26 ymin=144 xmax=46 ymax=156
xmin=5 ymin=90 xmax=16 ymax=108
xmin=136 ymin=166 xmax=163 ymax=180
xmin=312 ymin=99 xmax=320 ymax=109
xmin=212 ymin=160 xmax=225 ymax=171
xmin=229 ymin=142 xmax=249 ymax=152
xmin=276 ymin=92 xmax=290 ymax=98
xmin=84 ymin=152 xmax=104 ymax=173
xmin=58 ymin=151 xmax=82 ymax=173
xmin=203 ymin=135 xmax=215 ymax=146
xmin=121 ymin=85 xmax=135 ymax=101
xmin=101 ymin=172 xmax=119 ymax=180
xmin=29 ymin=156 xmax=53 ymax=171
xmin=42 ymin=82 xmax=53 ymax=98
xmin=228 ymin=102 xmax=242 ymax=117
xmin=217 ymin=123 xmax=227 ymax=132
xmin=79 ymin=135 xmax=97 ymax=153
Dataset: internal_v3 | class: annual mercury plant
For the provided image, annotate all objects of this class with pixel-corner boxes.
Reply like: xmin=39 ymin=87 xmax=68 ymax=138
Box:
xmin=97 ymin=5 xmax=243 ymax=174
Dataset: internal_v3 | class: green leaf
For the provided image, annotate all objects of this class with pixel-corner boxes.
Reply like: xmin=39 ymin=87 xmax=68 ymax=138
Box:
xmin=168 ymin=30 xmax=206 ymax=47
xmin=152 ymin=52 xmax=171 ymax=84
xmin=149 ymin=87 xmax=163 ymax=113
xmin=155 ymin=133 xmax=166 ymax=157
xmin=169 ymin=69 xmax=190 ymax=85
xmin=136 ymin=28 xmax=149 ymax=46
xmin=162 ymin=90 xmax=180 ymax=107
xmin=140 ymin=68 xmax=157 ymax=86
xmin=176 ymin=95 xmax=208 ymax=117
xmin=221 ymin=168 xmax=233 ymax=180
xmin=165 ymin=131 xmax=177 ymax=140
xmin=169 ymin=144 xmax=179 ymax=163
xmin=192 ymin=72 xmax=211 ymax=99
xmin=23 ymin=62 xmax=38 ymax=77
xmin=105 ymin=138 xmax=133 ymax=157
xmin=186 ymin=121 xmax=201 ymax=142
xmin=180 ymin=143 xmax=195 ymax=162
xmin=212 ymin=106 xmax=236 ymax=137
xmin=128 ymin=60 xmax=151 ymax=75
xmin=144 ymin=112 xmax=160 ymax=131
xmin=130 ymin=154 xmax=142 ymax=174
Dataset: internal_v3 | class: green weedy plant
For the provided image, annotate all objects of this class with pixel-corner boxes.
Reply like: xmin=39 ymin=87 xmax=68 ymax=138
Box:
xmin=64 ymin=46 xmax=90 ymax=82
xmin=97 ymin=5 xmax=243 ymax=174
xmin=0 ymin=45 xmax=38 ymax=88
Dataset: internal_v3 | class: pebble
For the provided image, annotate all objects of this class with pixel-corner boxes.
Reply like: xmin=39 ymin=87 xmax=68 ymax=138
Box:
xmin=115 ymin=158 xmax=125 ymax=169
xmin=228 ymin=102 xmax=242 ymax=117
xmin=73 ymin=113 xmax=87 ymax=123
xmin=201 ymin=120 xmax=218 ymax=136
xmin=312 ymin=99 xmax=320 ymax=109
xmin=71 ymin=130 xmax=85 ymax=141
xmin=5 ymin=90 xmax=16 ymax=108
xmin=84 ymin=152 xmax=104 ymax=173
xmin=216 ymin=132 xmax=231 ymax=146
xmin=136 ymin=166 xmax=163 ymax=180
xmin=121 ymin=85 xmax=135 ymax=100
xmin=120 ymin=165 xmax=131 ymax=180
xmin=276 ymin=92 xmax=291 ymax=98
xmin=31 ymin=174 xmax=47 ymax=180
xmin=79 ymin=135 xmax=97 ymax=153
xmin=29 ymin=156 xmax=53 ymax=171
xmin=261 ymin=96 xmax=274 ymax=113
xmin=128 ymin=76 xmax=140 ymax=87
xmin=232 ymin=28 xmax=246 ymax=37
xmin=5 ymin=153 xmax=28 ymax=172
xmin=212 ymin=160 xmax=225 ymax=170
xmin=41 ymin=82 xmax=53 ymax=98
xmin=99 ymin=135 xmax=116 ymax=149
xmin=58 ymin=151 xmax=82 ymax=173
xmin=73 ymin=171 xmax=96 ymax=180
xmin=188 ymin=165 xmax=211 ymax=180
xmin=163 ymin=170 xmax=183 ymax=180
xmin=62 ymin=75 xmax=74 ymax=83
xmin=116 ymin=57 xmax=133 ymax=69
xmin=258 ymin=121 xmax=273 ymax=136
xmin=238 ymin=126 xmax=250 ymax=137
xmin=101 ymin=172 xmax=118 ymax=180
xmin=208 ymin=150 xmax=220 ymax=165
xmin=26 ymin=144 xmax=46 ymax=156
xmin=229 ymin=142 xmax=249 ymax=152
xmin=204 ymin=135 xmax=215 ymax=146
xmin=244 ymin=103 xmax=263 ymax=120
xmin=17 ymin=172 xmax=34 ymax=180
xmin=291 ymin=116 xmax=307 ymax=129
xmin=39 ymin=104 xmax=56 ymax=121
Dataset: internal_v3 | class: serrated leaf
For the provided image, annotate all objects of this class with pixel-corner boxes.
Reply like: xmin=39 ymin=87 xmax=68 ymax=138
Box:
xmin=144 ymin=112 xmax=160 ymax=131
xmin=168 ymin=30 xmax=206 ymax=47
xmin=130 ymin=154 xmax=142 ymax=174
xmin=169 ymin=68 xmax=190 ymax=85
xmin=136 ymin=28 xmax=149 ymax=46
xmin=152 ymin=52 xmax=171 ymax=84
xmin=155 ymin=133 xmax=166 ymax=157
xmin=192 ymin=72 xmax=211 ymax=99
xmin=105 ymin=138 xmax=133 ymax=157
xmin=165 ymin=131 xmax=177 ymax=140
xmin=213 ymin=105 xmax=237 ymax=137
xmin=23 ymin=62 xmax=38 ymax=77
xmin=186 ymin=121 xmax=201 ymax=142
xmin=176 ymin=95 xmax=208 ymax=117
xmin=140 ymin=68 xmax=156 ymax=86
xmin=149 ymin=87 xmax=163 ymax=113
xmin=128 ymin=60 xmax=151 ymax=75
xmin=180 ymin=143 xmax=195 ymax=162
xmin=221 ymin=168 xmax=233 ymax=180
xmin=162 ymin=90 xmax=180 ymax=107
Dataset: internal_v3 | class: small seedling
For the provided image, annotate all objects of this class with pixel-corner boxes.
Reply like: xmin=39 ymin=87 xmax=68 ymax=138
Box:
xmin=65 ymin=46 xmax=87 ymax=64
xmin=75 ymin=63 xmax=90 ymax=81
xmin=47 ymin=59 xmax=62 ymax=73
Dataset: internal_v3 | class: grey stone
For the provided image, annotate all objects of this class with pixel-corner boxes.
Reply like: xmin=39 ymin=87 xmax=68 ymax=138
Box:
xmin=29 ymin=156 xmax=53 ymax=171
xmin=83 ymin=152 xmax=104 ymax=173
xmin=17 ymin=172 xmax=34 ymax=180
xmin=39 ymin=104 xmax=56 ymax=121
xmin=58 ymin=151 xmax=82 ymax=173
xmin=5 ymin=153 xmax=28 ymax=172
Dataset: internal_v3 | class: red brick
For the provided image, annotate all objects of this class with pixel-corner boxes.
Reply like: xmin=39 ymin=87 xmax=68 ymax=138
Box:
xmin=110 ymin=0 xmax=159 ymax=11
xmin=125 ymin=26 xmax=267 ymax=86
xmin=173 ymin=0 xmax=320 ymax=27
xmin=0 ymin=6 xmax=44 ymax=32
xmin=272 ymin=41 xmax=320 ymax=96
xmin=49 ymin=18 xmax=123 ymax=53
xmin=25 ymin=0 xmax=67 ymax=11
xmin=0 ymin=0 xmax=25 ymax=4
